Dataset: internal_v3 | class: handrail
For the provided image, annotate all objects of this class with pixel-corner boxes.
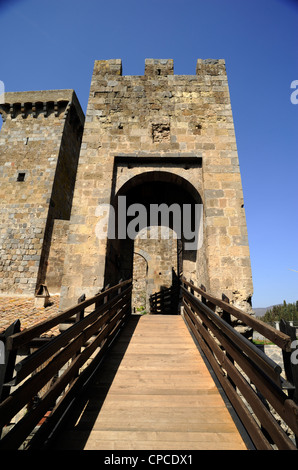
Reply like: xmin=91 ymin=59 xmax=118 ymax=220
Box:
xmin=6 ymin=279 xmax=132 ymax=351
xmin=182 ymin=286 xmax=282 ymax=384
xmin=150 ymin=286 xmax=172 ymax=314
xmin=181 ymin=277 xmax=298 ymax=450
xmin=149 ymin=283 xmax=180 ymax=315
xmin=0 ymin=278 xmax=132 ymax=450
xmin=12 ymin=286 xmax=132 ymax=386
xmin=1 ymin=274 xmax=297 ymax=450
xmin=182 ymin=278 xmax=292 ymax=351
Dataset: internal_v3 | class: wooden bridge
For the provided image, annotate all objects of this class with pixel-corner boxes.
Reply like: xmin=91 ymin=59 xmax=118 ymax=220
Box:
xmin=0 ymin=278 xmax=298 ymax=450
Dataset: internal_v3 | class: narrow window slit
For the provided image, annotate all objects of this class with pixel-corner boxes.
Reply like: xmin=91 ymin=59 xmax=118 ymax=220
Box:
xmin=17 ymin=172 xmax=26 ymax=182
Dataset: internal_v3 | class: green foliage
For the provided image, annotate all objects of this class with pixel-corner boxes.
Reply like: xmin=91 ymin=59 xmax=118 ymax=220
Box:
xmin=136 ymin=305 xmax=147 ymax=315
xmin=260 ymin=300 xmax=298 ymax=323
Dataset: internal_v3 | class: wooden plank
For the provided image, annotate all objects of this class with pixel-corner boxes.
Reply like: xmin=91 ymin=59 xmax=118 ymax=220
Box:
xmin=13 ymin=294 xmax=129 ymax=384
xmin=0 ymin=310 xmax=129 ymax=450
xmin=7 ymin=281 xmax=132 ymax=351
xmin=182 ymin=279 xmax=291 ymax=351
xmin=54 ymin=315 xmax=247 ymax=450
xmin=182 ymin=288 xmax=283 ymax=384
xmin=82 ymin=430 xmax=245 ymax=443
xmin=185 ymin=304 xmax=298 ymax=440
xmin=183 ymin=307 xmax=298 ymax=450
xmin=0 ymin=307 xmax=127 ymax=430
xmin=58 ymin=431 xmax=246 ymax=450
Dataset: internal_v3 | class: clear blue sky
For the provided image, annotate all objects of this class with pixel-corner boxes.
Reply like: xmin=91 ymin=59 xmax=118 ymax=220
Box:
xmin=0 ymin=0 xmax=297 ymax=307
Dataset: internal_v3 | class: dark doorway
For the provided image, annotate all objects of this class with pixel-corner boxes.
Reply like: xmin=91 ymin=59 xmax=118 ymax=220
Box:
xmin=104 ymin=171 xmax=202 ymax=314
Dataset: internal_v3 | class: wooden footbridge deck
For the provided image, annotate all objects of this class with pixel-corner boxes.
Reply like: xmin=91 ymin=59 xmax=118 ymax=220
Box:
xmin=53 ymin=314 xmax=246 ymax=450
xmin=0 ymin=278 xmax=298 ymax=450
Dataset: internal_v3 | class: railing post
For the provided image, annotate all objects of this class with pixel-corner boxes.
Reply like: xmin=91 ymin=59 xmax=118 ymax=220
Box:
xmin=97 ymin=284 xmax=110 ymax=347
xmin=200 ymin=284 xmax=216 ymax=312
xmin=221 ymin=293 xmax=232 ymax=324
xmin=188 ymin=280 xmax=197 ymax=319
xmin=0 ymin=320 xmax=20 ymax=403
xmin=76 ymin=294 xmax=86 ymax=323
xmin=71 ymin=294 xmax=87 ymax=383
xmin=0 ymin=320 xmax=20 ymax=438
xmin=104 ymin=284 xmax=110 ymax=304
xmin=200 ymin=284 xmax=207 ymax=305
xmin=117 ymin=279 xmax=123 ymax=312
xmin=221 ymin=294 xmax=236 ymax=389
xmin=198 ymin=284 xmax=209 ymax=331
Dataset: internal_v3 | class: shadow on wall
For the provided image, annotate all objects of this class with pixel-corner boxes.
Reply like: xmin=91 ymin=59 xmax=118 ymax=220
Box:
xmin=149 ymin=268 xmax=181 ymax=315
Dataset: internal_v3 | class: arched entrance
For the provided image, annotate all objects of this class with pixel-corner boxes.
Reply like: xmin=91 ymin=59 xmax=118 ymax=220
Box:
xmin=132 ymin=227 xmax=179 ymax=313
xmin=103 ymin=171 xmax=205 ymax=314
xmin=132 ymin=247 xmax=149 ymax=313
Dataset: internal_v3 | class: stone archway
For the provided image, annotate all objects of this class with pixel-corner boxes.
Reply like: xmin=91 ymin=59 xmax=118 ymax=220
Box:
xmin=132 ymin=248 xmax=149 ymax=313
xmin=132 ymin=228 xmax=179 ymax=313
xmin=58 ymin=59 xmax=253 ymax=313
xmin=103 ymin=170 xmax=205 ymax=313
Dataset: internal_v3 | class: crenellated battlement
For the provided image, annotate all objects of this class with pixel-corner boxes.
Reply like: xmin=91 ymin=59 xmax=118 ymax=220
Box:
xmin=92 ymin=58 xmax=226 ymax=78
xmin=0 ymin=89 xmax=84 ymax=296
xmin=145 ymin=59 xmax=174 ymax=77
xmin=0 ymin=90 xmax=84 ymax=125
xmin=93 ymin=59 xmax=123 ymax=76
xmin=196 ymin=58 xmax=226 ymax=76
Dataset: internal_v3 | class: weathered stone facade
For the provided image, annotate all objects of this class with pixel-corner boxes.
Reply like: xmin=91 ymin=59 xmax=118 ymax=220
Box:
xmin=0 ymin=90 xmax=84 ymax=296
xmin=58 ymin=58 xmax=253 ymax=311
xmin=0 ymin=59 xmax=253 ymax=314
xmin=132 ymin=227 xmax=178 ymax=312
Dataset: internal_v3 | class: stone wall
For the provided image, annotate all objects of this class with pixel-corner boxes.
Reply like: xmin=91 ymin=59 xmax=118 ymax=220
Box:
xmin=60 ymin=59 xmax=253 ymax=312
xmin=44 ymin=219 xmax=70 ymax=293
xmin=132 ymin=227 xmax=178 ymax=312
xmin=0 ymin=90 xmax=84 ymax=296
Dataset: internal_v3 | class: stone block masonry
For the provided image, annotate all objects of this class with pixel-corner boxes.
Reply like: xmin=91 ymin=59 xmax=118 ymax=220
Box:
xmin=59 ymin=58 xmax=253 ymax=312
xmin=0 ymin=59 xmax=253 ymax=315
xmin=0 ymin=90 xmax=84 ymax=296
xmin=132 ymin=228 xmax=178 ymax=312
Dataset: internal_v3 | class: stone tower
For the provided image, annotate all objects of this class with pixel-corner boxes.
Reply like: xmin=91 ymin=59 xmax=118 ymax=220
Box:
xmin=59 ymin=59 xmax=253 ymax=312
xmin=0 ymin=90 xmax=84 ymax=296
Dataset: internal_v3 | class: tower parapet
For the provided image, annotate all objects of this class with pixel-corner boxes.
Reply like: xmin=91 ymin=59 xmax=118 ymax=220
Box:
xmin=0 ymin=90 xmax=84 ymax=295
xmin=196 ymin=58 xmax=226 ymax=75
xmin=145 ymin=59 xmax=174 ymax=77
xmin=60 ymin=58 xmax=253 ymax=312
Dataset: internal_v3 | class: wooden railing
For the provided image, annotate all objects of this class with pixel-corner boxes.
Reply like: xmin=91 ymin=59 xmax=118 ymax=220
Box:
xmin=0 ymin=279 xmax=132 ymax=450
xmin=150 ymin=286 xmax=174 ymax=314
xmin=181 ymin=278 xmax=298 ymax=450
xmin=1 ymin=275 xmax=297 ymax=450
xmin=150 ymin=284 xmax=180 ymax=315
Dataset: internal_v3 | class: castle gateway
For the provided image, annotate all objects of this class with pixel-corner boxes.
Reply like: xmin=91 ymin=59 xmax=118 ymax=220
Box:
xmin=0 ymin=59 xmax=253 ymax=313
